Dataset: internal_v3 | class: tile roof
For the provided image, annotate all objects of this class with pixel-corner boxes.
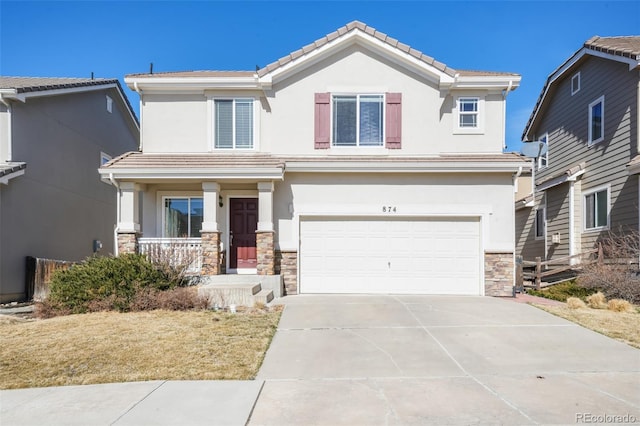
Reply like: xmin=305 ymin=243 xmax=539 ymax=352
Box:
xmin=102 ymin=151 xmax=528 ymax=170
xmin=0 ymin=77 xmax=119 ymax=93
xmin=124 ymin=21 xmax=518 ymax=80
xmin=585 ymin=36 xmax=640 ymax=60
xmin=0 ymin=162 xmax=26 ymax=178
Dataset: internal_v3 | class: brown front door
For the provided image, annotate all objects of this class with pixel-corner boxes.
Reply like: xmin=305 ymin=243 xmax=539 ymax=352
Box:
xmin=230 ymin=198 xmax=258 ymax=269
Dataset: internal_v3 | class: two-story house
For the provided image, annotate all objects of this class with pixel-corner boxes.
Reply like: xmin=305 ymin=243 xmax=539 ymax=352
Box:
xmin=0 ymin=77 xmax=139 ymax=302
xmin=517 ymin=36 xmax=640 ymax=264
xmin=100 ymin=21 xmax=528 ymax=297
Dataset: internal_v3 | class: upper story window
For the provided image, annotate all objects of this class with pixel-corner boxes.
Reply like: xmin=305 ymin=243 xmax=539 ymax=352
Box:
xmin=584 ymin=186 xmax=609 ymax=231
xmin=453 ymin=95 xmax=484 ymax=134
xmin=106 ymin=95 xmax=113 ymax=113
xmin=100 ymin=152 xmax=112 ymax=166
xmin=537 ymin=133 xmax=549 ymax=170
xmin=588 ymin=96 xmax=604 ymax=145
xmin=458 ymin=98 xmax=478 ymax=128
xmin=332 ymin=95 xmax=384 ymax=147
xmin=214 ymin=99 xmax=254 ymax=149
xmin=314 ymin=92 xmax=401 ymax=150
xmin=571 ymin=72 xmax=580 ymax=96
xmin=535 ymin=207 xmax=546 ymax=239
xmin=163 ymin=197 xmax=203 ymax=238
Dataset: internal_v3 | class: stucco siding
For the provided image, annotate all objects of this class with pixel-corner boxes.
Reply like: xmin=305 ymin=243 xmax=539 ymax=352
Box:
xmin=0 ymin=89 xmax=138 ymax=301
xmin=138 ymin=45 xmax=507 ymax=156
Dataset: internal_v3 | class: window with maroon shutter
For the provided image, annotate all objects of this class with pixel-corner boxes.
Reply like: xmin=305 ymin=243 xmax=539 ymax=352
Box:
xmin=314 ymin=93 xmax=331 ymax=149
xmin=385 ymin=93 xmax=401 ymax=149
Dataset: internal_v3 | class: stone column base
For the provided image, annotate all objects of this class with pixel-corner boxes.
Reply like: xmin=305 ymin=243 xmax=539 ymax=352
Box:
xmin=256 ymin=231 xmax=275 ymax=275
xmin=201 ymin=232 xmax=221 ymax=275
xmin=117 ymin=232 xmax=139 ymax=255
xmin=275 ymin=250 xmax=298 ymax=295
xmin=485 ymin=252 xmax=514 ymax=296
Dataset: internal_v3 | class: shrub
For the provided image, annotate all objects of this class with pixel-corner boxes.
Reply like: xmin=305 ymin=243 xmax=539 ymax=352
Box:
xmin=130 ymin=287 xmax=208 ymax=311
xmin=586 ymin=292 xmax=607 ymax=309
xmin=46 ymin=254 xmax=180 ymax=314
xmin=577 ymin=230 xmax=640 ymax=304
xmin=607 ymin=299 xmax=634 ymax=313
xmin=567 ymin=297 xmax=586 ymax=309
xmin=527 ymin=280 xmax=596 ymax=302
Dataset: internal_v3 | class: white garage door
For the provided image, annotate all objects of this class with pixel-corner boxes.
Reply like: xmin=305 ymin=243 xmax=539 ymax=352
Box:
xmin=299 ymin=217 xmax=481 ymax=295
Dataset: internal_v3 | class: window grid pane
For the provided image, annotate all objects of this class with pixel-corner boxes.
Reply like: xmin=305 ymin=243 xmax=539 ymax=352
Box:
xmin=333 ymin=96 xmax=357 ymax=146
xmin=591 ymin=102 xmax=602 ymax=141
xmin=215 ymin=100 xmax=233 ymax=148
xmin=459 ymin=98 xmax=478 ymax=128
xmin=359 ymin=95 xmax=383 ymax=146
xmin=235 ymin=100 xmax=253 ymax=148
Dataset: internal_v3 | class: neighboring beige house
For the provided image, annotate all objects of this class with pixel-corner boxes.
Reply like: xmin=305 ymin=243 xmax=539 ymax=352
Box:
xmin=100 ymin=21 xmax=528 ymax=297
xmin=517 ymin=36 xmax=640 ymax=263
xmin=0 ymin=77 xmax=139 ymax=302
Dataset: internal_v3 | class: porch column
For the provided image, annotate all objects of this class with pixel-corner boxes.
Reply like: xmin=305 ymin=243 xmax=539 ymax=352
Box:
xmin=117 ymin=182 xmax=141 ymax=255
xmin=257 ymin=182 xmax=275 ymax=275
xmin=201 ymin=182 xmax=221 ymax=275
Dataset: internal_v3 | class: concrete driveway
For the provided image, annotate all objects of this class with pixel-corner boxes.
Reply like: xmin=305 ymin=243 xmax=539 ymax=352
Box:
xmin=250 ymin=295 xmax=640 ymax=425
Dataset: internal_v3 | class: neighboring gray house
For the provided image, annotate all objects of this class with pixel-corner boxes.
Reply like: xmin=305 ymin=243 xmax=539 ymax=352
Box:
xmin=0 ymin=77 xmax=139 ymax=302
xmin=516 ymin=36 xmax=640 ymax=263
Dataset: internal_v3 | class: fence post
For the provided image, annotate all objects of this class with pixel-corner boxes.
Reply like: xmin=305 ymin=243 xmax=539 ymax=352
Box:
xmin=597 ymin=242 xmax=603 ymax=264
xmin=535 ymin=256 xmax=542 ymax=290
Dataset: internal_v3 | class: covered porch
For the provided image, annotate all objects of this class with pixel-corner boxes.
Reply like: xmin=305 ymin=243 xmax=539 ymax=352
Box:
xmin=99 ymin=153 xmax=285 ymax=279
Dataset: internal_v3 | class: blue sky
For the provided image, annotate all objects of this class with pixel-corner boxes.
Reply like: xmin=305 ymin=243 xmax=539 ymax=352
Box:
xmin=1 ymin=1 xmax=638 ymax=151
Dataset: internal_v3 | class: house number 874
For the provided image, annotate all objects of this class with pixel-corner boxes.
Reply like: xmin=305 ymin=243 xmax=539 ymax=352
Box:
xmin=382 ymin=206 xmax=397 ymax=213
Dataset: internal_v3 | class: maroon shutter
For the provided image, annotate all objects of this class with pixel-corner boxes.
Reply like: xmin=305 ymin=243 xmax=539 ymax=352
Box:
xmin=385 ymin=93 xmax=402 ymax=149
xmin=314 ymin=93 xmax=331 ymax=149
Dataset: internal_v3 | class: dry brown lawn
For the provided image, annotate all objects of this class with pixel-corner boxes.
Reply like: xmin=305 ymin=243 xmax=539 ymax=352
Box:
xmin=0 ymin=308 xmax=281 ymax=389
xmin=537 ymin=304 xmax=640 ymax=349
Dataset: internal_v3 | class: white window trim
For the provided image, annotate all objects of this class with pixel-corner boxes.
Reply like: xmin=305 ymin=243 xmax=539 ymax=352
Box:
xmin=331 ymin=93 xmax=385 ymax=148
xmin=209 ymin=97 xmax=259 ymax=151
xmin=453 ymin=95 xmax=485 ymax=134
xmin=571 ymin=72 xmax=580 ymax=96
xmin=588 ymin=95 xmax=605 ymax=146
xmin=537 ymin=133 xmax=549 ymax=170
xmin=157 ymin=191 xmax=204 ymax=238
xmin=583 ymin=185 xmax=610 ymax=232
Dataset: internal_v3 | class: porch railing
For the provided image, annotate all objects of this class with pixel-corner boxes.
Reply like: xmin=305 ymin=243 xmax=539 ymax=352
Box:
xmin=138 ymin=238 xmax=203 ymax=274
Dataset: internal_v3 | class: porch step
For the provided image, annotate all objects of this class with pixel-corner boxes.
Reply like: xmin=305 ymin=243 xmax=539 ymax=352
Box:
xmin=198 ymin=283 xmax=262 ymax=308
xmin=254 ymin=289 xmax=274 ymax=305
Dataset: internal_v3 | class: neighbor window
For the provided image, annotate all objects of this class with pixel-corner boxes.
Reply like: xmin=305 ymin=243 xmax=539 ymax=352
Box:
xmin=100 ymin=152 xmax=112 ymax=166
xmin=535 ymin=207 xmax=546 ymax=239
xmin=214 ymin=99 xmax=254 ymax=149
xmin=106 ymin=95 xmax=113 ymax=113
xmin=164 ymin=197 xmax=203 ymax=238
xmin=588 ymin=96 xmax=604 ymax=145
xmin=332 ymin=95 xmax=383 ymax=146
xmin=458 ymin=97 xmax=479 ymax=128
xmin=571 ymin=73 xmax=580 ymax=95
xmin=537 ymin=133 xmax=549 ymax=169
xmin=584 ymin=188 xmax=609 ymax=230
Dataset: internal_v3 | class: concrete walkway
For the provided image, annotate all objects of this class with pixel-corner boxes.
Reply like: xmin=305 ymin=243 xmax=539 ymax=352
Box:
xmin=1 ymin=295 xmax=638 ymax=425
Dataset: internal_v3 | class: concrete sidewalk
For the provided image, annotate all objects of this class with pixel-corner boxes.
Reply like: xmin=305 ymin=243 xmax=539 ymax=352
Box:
xmin=1 ymin=380 xmax=262 ymax=426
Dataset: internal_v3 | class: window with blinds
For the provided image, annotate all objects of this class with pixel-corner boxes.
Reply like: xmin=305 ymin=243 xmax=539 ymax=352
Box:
xmin=214 ymin=99 xmax=254 ymax=149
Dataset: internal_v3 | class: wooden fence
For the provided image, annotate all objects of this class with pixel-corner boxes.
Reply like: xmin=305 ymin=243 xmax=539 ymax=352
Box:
xmin=522 ymin=244 xmax=602 ymax=290
xmin=25 ymin=256 xmax=75 ymax=301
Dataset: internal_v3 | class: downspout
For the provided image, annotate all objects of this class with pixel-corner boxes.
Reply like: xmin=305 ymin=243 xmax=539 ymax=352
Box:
xmin=133 ymin=82 xmax=143 ymax=151
xmin=569 ymin=181 xmax=575 ymax=264
xmin=0 ymin=95 xmax=12 ymax=162
xmin=502 ymin=80 xmax=514 ymax=151
xmin=109 ymin=173 xmax=121 ymax=256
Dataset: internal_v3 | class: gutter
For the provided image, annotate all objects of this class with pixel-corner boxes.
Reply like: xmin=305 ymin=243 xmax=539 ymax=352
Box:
xmin=502 ymin=80 xmax=514 ymax=150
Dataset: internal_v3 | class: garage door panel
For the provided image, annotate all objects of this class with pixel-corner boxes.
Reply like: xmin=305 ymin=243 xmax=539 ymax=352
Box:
xmin=300 ymin=217 xmax=481 ymax=295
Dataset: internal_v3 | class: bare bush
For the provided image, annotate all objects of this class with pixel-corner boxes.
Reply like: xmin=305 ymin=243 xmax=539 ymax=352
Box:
xmin=586 ymin=292 xmax=607 ymax=309
xmin=607 ymin=299 xmax=635 ymax=313
xmin=567 ymin=297 xmax=586 ymax=309
xmin=130 ymin=287 xmax=208 ymax=311
xmin=577 ymin=230 xmax=640 ymax=304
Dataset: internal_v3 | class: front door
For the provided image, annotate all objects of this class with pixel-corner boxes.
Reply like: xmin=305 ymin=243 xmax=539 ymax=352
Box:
xmin=229 ymin=198 xmax=258 ymax=269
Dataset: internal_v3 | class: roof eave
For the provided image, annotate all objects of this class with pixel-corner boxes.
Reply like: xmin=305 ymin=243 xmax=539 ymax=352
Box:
xmin=124 ymin=76 xmax=262 ymax=92
xmin=285 ymin=161 xmax=530 ymax=173
xmin=99 ymin=167 xmax=284 ymax=180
